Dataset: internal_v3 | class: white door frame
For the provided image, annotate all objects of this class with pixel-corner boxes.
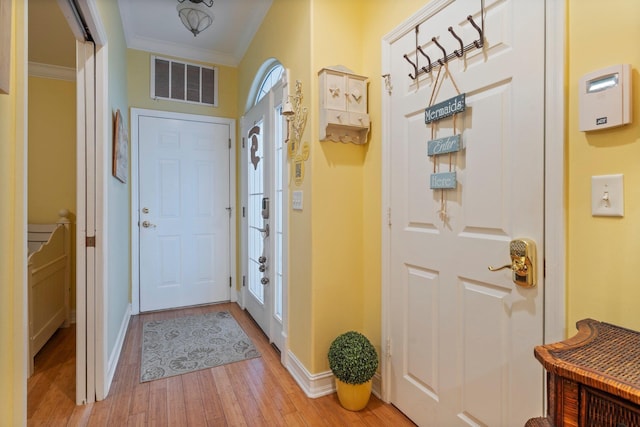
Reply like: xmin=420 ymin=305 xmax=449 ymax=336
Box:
xmin=239 ymin=74 xmax=289 ymax=358
xmin=130 ymin=108 xmax=237 ymax=315
xmin=380 ymin=0 xmax=566 ymax=404
xmin=57 ymin=0 xmax=109 ymax=404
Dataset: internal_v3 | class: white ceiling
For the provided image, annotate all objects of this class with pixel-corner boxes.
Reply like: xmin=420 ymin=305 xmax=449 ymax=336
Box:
xmin=117 ymin=0 xmax=272 ymax=67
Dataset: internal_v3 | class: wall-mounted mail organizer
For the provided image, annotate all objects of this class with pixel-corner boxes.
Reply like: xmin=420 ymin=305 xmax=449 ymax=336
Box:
xmin=403 ymin=14 xmax=484 ymax=81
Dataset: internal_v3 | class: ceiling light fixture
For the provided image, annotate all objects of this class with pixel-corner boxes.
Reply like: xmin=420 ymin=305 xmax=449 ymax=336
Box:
xmin=176 ymin=0 xmax=214 ymax=37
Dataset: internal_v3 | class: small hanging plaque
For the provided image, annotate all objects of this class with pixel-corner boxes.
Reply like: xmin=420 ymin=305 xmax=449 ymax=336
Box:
xmin=430 ymin=172 xmax=457 ymax=189
xmin=427 ymin=135 xmax=461 ymax=156
xmin=424 ymin=93 xmax=466 ymax=124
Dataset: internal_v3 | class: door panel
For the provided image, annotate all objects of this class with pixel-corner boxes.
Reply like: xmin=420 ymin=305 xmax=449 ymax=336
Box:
xmin=243 ymin=94 xmax=271 ymax=335
xmin=388 ymin=1 xmax=545 ymax=425
xmin=242 ymin=85 xmax=286 ymax=352
xmin=139 ymin=116 xmax=231 ymax=312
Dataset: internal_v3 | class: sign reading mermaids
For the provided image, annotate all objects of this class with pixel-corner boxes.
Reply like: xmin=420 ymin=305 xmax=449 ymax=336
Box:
xmin=424 ymin=93 xmax=466 ymax=124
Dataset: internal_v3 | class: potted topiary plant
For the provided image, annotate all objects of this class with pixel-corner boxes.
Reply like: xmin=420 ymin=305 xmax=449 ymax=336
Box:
xmin=328 ymin=331 xmax=379 ymax=411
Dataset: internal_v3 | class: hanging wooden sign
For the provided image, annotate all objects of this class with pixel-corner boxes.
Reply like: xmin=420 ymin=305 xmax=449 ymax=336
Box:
xmin=424 ymin=93 xmax=466 ymax=124
xmin=430 ymin=172 xmax=457 ymax=189
xmin=427 ymin=135 xmax=461 ymax=156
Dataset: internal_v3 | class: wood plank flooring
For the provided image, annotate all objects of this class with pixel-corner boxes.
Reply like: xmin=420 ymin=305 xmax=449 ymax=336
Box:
xmin=27 ymin=303 xmax=416 ymax=426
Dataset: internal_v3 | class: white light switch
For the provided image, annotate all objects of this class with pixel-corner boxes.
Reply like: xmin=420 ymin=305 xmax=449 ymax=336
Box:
xmin=591 ymin=174 xmax=624 ymax=217
xmin=292 ymin=190 xmax=303 ymax=210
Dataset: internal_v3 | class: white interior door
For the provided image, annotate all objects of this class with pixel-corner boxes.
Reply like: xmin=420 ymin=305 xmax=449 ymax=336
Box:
xmin=241 ymin=86 xmax=286 ymax=352
xmin=386 ymin=1 xmax=545 ymax=425
xmin=138 ymin=115 xmax=231 ymax=312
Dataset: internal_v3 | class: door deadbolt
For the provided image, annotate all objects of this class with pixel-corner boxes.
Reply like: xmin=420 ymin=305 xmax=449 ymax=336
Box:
xmin=488 ymin=238 xmax=537 ymax=288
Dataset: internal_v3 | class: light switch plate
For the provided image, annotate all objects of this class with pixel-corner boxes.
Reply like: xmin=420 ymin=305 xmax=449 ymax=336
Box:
xmin=591 ymin=174 xmax=624 ymax=217
xmin=292 ymin=191 xmax=303 ymax=210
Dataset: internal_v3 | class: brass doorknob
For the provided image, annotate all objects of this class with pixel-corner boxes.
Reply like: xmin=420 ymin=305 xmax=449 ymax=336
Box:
xmin=488 ymin=238 xmax=536 ymax=288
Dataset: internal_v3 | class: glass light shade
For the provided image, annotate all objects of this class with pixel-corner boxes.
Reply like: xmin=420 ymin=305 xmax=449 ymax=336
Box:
xmin=177 ymin=3 xmax=213 ymax=37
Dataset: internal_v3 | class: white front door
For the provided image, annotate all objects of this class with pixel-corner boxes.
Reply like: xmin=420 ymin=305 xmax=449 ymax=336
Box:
xmin=138 ymin=115 xmax=232 ymax=312
xmin=241 ymin=87 xmax=286 ymax=352
xmin=386 ymin=1 xmax=545 ymax=425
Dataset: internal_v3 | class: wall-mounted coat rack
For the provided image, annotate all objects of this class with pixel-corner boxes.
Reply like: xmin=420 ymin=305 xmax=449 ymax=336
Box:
xmin=403 ymin=14 xmax=484 ymax=81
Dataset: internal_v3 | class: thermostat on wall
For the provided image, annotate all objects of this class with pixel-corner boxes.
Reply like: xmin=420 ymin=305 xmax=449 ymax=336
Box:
xmin=579 ymin=64 xmax=631 ymax=132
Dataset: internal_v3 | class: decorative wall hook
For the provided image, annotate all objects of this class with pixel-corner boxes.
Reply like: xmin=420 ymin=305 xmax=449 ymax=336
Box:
xmin=417 ymin=46 xmax=432 ymax=73
xmin=448 ymin=27 xmax=465 ymax=57
xmin=403 ymin=54 xmax=418 ymax=80
xmin=381 ymin=74 xmax=393 ymax=95
xmin=432 ymin=37 xmax=448 ymax=65
xmin=401 ymin=6 xmax=485 ymax=81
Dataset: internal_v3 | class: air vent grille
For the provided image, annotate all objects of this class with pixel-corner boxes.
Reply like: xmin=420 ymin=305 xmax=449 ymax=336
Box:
xmin=151 ymin=56 xmax=217 ymax=107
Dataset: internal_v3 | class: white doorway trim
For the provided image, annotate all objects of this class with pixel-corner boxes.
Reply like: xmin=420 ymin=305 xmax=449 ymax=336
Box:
xmin=130 ymin=108 xmax=238 ymax=315
xmin=380 ymin=0 xmax=566 ymax=403
xmin=56 ymin=0 xmax=108 ymax=404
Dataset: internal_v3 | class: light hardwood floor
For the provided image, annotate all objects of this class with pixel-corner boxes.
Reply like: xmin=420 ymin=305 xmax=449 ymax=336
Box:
xmin=27 ymin=302 xmax=416 ymax=426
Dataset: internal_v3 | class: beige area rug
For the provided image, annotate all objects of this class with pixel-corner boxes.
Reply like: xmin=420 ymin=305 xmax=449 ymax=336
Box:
xmin=140 ymin=311 xmax=260 ymax=382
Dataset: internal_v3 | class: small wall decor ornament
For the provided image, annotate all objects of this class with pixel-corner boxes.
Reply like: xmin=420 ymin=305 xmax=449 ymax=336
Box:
xmin=283 ymin=80 xmax=309 ymax=185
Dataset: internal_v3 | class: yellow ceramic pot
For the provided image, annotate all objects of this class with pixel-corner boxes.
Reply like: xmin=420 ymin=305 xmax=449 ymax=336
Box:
xmin=335 ymin=378 xmax=372 ymax=411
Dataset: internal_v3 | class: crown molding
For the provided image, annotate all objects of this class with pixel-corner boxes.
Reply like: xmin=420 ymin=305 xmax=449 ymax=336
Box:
xmin=28 ymin=62 xmax=76 ymax=81
xmin=128 ymin=34 xmax=237 ymax=67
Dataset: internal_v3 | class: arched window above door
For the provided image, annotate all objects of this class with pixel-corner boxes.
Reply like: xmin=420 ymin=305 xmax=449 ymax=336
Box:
xmin=247 ymin=59 xmax=284 ymax=110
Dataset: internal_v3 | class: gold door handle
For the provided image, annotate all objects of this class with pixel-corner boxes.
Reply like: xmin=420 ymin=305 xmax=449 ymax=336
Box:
xmin=488 ymin=238 xmax=537 ymax=288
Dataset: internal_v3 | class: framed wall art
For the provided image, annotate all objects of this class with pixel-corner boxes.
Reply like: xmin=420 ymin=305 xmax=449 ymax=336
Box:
xmin=113 ymin=109 xmax=128 ymax=183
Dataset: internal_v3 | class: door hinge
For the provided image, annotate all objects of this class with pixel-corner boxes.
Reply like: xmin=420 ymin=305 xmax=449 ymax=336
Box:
xmin=86 ymin=236 xmax=96 ymax=247
xmin=387 ymin=207 xmax=392 ymax=227
xmin=242 ymin=206 xmax=246 ymax=218
xmin=543 ymin=258 xmax=546 ymax=279
xmin=226 ymin=206 xmax=232 ymax=217
xmin=229 ymin=138 xmax=231 ymax=149
xmin=242 ymin=137 xmax=246 ymax=149
xmin=242 ymin=275 xmax=246 ymax=287
xmin=229 ymin=277 xmax=232 ymax=288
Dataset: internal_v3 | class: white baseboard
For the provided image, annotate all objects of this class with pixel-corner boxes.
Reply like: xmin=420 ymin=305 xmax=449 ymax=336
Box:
xmin=285 ymin=350 xmax=382 ymax=399
xmin=286 ymin=350 xmax=335 ymax=398
xmin=105 ymin=303 xmax=131 ymax=394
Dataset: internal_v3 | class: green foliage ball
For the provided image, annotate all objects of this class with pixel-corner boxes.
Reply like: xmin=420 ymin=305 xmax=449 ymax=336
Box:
xmin=328 ymin=331 xmax=379 ymax=385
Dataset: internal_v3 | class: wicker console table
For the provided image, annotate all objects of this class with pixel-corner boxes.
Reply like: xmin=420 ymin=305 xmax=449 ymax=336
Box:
xmin=526 ymin=319 xmax=640 ymax=427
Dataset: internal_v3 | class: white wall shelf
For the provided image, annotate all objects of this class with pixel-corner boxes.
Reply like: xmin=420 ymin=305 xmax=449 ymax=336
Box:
xmin=318 ymin=66 xmax=370 ymax=144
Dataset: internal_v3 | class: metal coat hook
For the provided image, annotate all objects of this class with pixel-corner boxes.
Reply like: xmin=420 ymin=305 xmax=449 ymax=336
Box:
xmin=432 ymin=37 xmax=448 ymax=65
xmin=448 ymin=27 xmax=465 ymax=57
xmin=417 ymin=46 xmax=432 ymax=73
xmin=402 ymin=5 xmax=484 ymax=81
xmin=403 ymin=54 xmax=418 ymax=80
xmin=468 ymin=15 xmax=484 ymax=48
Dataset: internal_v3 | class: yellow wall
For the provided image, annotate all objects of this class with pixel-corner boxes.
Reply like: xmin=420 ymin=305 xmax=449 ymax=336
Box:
xmin=0 ymin=1 xmax=28 ymax=424
xmin=27 ymin=77 xmax=76 ymax=221
xmin=239 ymin=0 xmax=314 ymax=367
xmin=309 ymin=0 xmax=367 ymax=373
xmin=28 ymin=76 xmax=77 ymax=311
xmin=239 ymin=0 xmax=431 ymax=374
xmin=127 ymin=49 xmax=238 ymax=119
xmin=567 ymin=0 xmax=640 ymax=332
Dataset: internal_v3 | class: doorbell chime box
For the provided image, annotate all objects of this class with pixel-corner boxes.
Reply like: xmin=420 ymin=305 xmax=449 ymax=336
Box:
xmin=579 ymin=64 xmax=631 ymax=132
